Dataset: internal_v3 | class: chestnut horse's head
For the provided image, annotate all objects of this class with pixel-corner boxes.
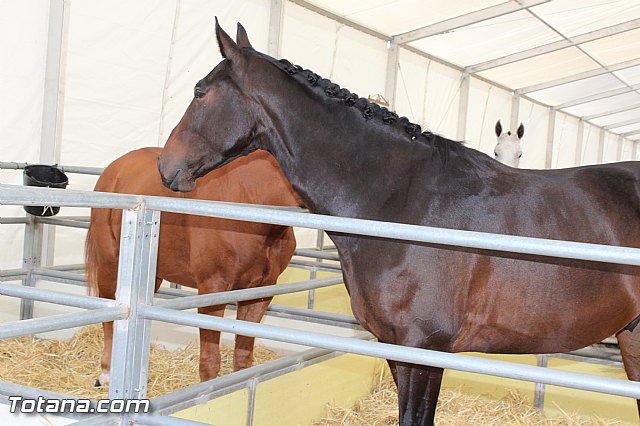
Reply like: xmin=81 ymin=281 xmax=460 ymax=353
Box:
xmin=158 ymin=20 xmax=261 ymax=192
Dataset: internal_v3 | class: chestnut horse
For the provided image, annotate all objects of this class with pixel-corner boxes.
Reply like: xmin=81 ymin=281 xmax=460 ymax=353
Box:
xmin=494 ymin=120 xmax=524 ymax=167
xmin=157 ymin=22 xmax=640 ymax=425
xmin=86 ymin=147 xmax=300 ymax=385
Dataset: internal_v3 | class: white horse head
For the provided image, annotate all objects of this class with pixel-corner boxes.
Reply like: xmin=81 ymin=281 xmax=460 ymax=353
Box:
xmin=494 ymin=120 xmax=524 ymax=167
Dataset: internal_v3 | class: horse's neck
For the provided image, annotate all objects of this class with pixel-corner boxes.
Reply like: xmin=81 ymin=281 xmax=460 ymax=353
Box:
xmin=258 ymin=102 xmax=432 ymax=219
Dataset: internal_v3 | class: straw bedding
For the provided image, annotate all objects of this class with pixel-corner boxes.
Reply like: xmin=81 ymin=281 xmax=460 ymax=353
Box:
xmin=314 ymin=367 xmax=621 ymax=426
xmin=0 ymin=326 xmax=623 ymax=424
xmin=0 ymin=324 xmax=277 ymax=399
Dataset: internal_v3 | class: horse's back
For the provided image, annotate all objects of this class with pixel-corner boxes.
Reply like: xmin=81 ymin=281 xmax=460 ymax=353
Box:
xmin=87 ymin=147 xmax=298 ymax=291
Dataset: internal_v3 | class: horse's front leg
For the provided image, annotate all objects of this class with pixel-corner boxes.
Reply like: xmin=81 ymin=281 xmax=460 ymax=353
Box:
xmin=389 ymin=360 xmax=444 ymax=426
xmin=234 ymin=297 xmax=273 ymax=371
xmin=198 ymin=303 xmax=226 ymax=381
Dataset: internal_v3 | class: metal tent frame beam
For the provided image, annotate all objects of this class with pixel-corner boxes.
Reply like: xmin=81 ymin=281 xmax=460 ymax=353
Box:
xmin=392 ymin=0 xmax=550 ymax=45
xmin=466 ymin=18 xmax=640 ymax=73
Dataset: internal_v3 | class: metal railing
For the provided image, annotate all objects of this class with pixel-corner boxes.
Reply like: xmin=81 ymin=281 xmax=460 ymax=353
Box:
xmin=1 ymin=182 xmax=640 ymax=424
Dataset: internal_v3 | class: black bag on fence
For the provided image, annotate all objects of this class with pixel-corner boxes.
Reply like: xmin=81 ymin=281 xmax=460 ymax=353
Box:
xmin=23 ymin=165 xmax=69 ymax=217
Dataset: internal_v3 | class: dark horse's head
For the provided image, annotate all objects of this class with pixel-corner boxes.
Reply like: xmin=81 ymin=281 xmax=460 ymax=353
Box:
xmin=158 ymin=20 xmax=262 ymax=192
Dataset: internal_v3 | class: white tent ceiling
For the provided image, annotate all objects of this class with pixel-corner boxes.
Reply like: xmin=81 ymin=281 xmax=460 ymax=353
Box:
xmin=2 ymin=0 xmax=640 ymax=268
xmin=296 ymin=0 xmax=640 ymax=140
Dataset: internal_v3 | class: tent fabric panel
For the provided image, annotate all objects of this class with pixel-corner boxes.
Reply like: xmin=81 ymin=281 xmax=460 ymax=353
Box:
xmin=532 ymin=0 xmax=640 ymax=38
xmin=478 ymin=47 xmax=599 ymax=91
xmin=464 ymin=78 xmax=512 ymax=157
xmin=551 ymin=112 xmax=579 ymax=168
xmin=527 ymin=74 xmax=624 ymax=107
xmin=516 ymin=99 xmax=549 ymax=170
xmin=408 ymin=10 xmax=561 ymax=69
xmin=397 ymin=49 xmax=461 ymax=138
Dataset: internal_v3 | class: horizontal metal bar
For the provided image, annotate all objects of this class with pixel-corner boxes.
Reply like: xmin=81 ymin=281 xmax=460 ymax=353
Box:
xmin=0 ymin=217 xmax=29 ymax=225
xmin=267 ymin=304 xmax=360 ymax=328
xmin=36 ymin=216 xmax=90 ymax=229
xmin=294 ymin=248 xmax=340 ymax=261
xmin=0 ymin=282 xmax=113 ymax=310
xmin=141 ymin=306 xmax=640 ymax=400
xmin=0 ymin=381 xmax=100 ymax=421
xmin=149 ymin=345 xmax=338 ymax=414
xmin=0 ymin=306 xmax=128 ymax=339
xmin=66 ymin=415 xmax=119 ymax=426
xmin=0 ymin=161 xmax=104 ymax=176
xmin=140 ymin=193 xmax=640 ymax=267
xmin=47 ymin=263 xmax=86 ymax=272
xmin=156 ymin=276 xmax=343 ymax=310
xmin=4 ymin=184 xmax=640 ymax=268
xmin=289 ymin=258 xmax=342 ymax=271
xmin=132 ymin=414 xmax=212 ymax=426
xmin=32 ymin=267 xmax=87 ymax=283
xmin=0 ymin=183 xmax=141 ymax=210
xmin=0 ymin=268 xmax=27 ymax=281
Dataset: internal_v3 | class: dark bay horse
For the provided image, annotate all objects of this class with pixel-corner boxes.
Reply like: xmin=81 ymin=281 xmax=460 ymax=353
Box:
xmin=86 ymin=147 xmax=300 ymax=385
xmin=157 ymin=22 xmax=640 ymax=425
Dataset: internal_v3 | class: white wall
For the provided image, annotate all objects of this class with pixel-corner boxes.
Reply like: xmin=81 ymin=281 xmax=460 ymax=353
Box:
xmin=1 ymin=0 xmax=637 ymax=273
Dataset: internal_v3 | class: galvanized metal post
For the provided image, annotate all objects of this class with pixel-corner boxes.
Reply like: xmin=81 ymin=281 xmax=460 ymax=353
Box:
xmin=534 ymin=354 xmax=549 ymax=412
xmin=307 ymin=230 xmax=325 ymax=309
xmin=267 ymin=0 xmax=284 ymax=57
xmin=385 ymin=41 xmax=399 ymax=110
xmin=545 ymin=108 xmax=555 ymax=169
xmin=457 ymin=73 xmax=470 ymax=141
xmin=108 ymin=205 xmax=160 ymax=423
xmin=20 ymin=216 xmax=43 ymax=320
xmin=597 ymin=128 xmax=605 ymax=164
xmin=575 ymin=119 xmax=584 ymax=166
xmin=510 ymin=93 xmax=520 ymax=130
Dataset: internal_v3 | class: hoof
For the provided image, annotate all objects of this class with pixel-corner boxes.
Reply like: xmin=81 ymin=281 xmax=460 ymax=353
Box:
xmin=94 ymin=379 xmax=102 ymax=388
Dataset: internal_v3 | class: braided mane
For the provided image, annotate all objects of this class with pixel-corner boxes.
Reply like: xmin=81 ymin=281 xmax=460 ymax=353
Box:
xmin=271 ymin=57 xmax=468 ymax=162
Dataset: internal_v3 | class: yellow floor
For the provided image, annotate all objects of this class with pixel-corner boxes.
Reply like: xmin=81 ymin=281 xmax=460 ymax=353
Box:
xmin=174 ymin=266 xmax=639 ymax=425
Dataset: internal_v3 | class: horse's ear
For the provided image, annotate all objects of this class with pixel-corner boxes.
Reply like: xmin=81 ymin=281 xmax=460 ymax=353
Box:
xmin=215 ymin=17 xmax=240 ymax=61
xmin=236 ymin=22 xmax=253 ymax=50
xmin=495 ymin=120 xmax=502 ymax=137
xmin=517 ymin=123 xmax=525 ymax=139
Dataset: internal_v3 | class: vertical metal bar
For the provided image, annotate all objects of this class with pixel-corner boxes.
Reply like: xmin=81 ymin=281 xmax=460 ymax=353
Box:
xmin=108 ymin=206 xmax=160 ymax=423
xmin=616 ymin=135 xmax=623 ymax=161
xmin=534 ymin=354 xmax=549 ymax=412
xmin=457 ymin=73 xmax=470 ymax=141
xmin=545 ymin=108 xmax=556 ymax=169
xmin=597 ymin=129 xmax=605 ymax=164
xmin=246 ymin=377 xmax=258 ymax=426
xmin=574 ymin=120 xmax=584 ymax=166
xmin=39 ymin=0 xmax=66 ymax=267
xmin=384 ymin=41 xmax=399 ymax=110
xmin=307 ymin=230 xmax=326 ymax=310
xmin=20 ymin=218 xmax=43 ymax=320
xmin=267 ymin=0 xmax=284 ymax=57
xmin=510 ymin=93 xmax=520 ymax=130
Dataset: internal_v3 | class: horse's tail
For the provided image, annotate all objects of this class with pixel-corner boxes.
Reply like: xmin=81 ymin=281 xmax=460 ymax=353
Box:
xmin=85 ymin=216 xmax=99 ymax=297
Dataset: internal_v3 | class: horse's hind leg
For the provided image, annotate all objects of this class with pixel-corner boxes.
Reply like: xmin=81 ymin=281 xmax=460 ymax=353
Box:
xmin=234 ymin=297 xmax=273 ymax=371
xmin=198 ymin=303 xmax=226 ymax=381
xmin=390 ymin=360 xmax=444 ymax=426
xmin=96 ymin=276 xmax=162 ymax=387
xmin=617 ymin=326 xmax=640 ymax=419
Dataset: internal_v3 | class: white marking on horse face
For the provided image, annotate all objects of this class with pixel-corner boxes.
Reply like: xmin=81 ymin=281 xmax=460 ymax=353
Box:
xmin=98 ymin=371 xmax=110 ymax=386
xmin=494 ymin=132 xmax=522 ymax=167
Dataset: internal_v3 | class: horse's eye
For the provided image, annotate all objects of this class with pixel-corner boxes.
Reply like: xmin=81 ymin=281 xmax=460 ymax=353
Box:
xmin=194 ymin=87 xmax=206 ymax=99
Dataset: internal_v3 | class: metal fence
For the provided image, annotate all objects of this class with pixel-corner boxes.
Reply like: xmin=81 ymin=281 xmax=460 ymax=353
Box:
xmin=1 ymin=181 xmax=640 ymax=425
